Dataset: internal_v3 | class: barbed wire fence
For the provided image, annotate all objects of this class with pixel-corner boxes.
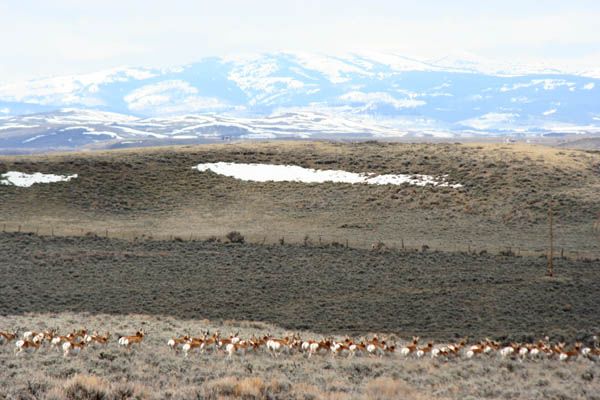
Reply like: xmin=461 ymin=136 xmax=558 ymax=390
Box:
xmin=1 ymin=221 xmax=599 ymax=261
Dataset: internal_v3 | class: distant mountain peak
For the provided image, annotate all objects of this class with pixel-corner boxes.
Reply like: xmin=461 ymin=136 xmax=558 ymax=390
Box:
xmin=0 ymin=52 xmax=599 ymax=152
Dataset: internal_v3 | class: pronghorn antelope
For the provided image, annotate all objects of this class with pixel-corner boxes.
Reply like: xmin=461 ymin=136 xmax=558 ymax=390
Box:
xmin=465 ymin=343 xmax=485 ymax=359
xmin=23 ymin=330 xmax=52 ymax=344
xmin=226 ymin=340 xmax=259 ymax=358
xmin=181 ymin=338 xmax=204 ymax=357
xmin=85 ymin=331 xmax=110 ymax=346
xmin=558 ymin=343 xmax=582 ymax=361
xmin=499 ymin=343 xmax=518 ymax=358
xmin=366 ymin=336 xmax=388 ymax=357
xmin=416 ymin=342 xmax=434 ymax=358
xmin=118 ymin=330 xmax=144 ymax=349
xmin=15 ymin=339 xmax=41 ymax=355
xmin=266 ymin=336 xmax=292 ymax=357
xmin=217 ymin=332 xmax=240 ymax=350
xmin=71 ymin=328 xmax=88 ymax=341
xmin=167 ymin=335 xmax=190 ymax=352
xmin=5 ymin=327 xmax=600 ymax=364
xmin=51 ymin=333 xmax=77 ymax=351
xmin=63 ymin=340 xmax=86 ymax=357
xmin=331 ymin=341 xmax=352 ymax=357
xmin=400 ymin=336 xmax=420 ymax=357
xmin=303 ymin=339 xmax=331 ymax=358
xmin=0 ymin=330 xmax=17 ymax=345
xmin=349 ymin=341 xmax=367 ymax=357
xmin=183 ymin=332 xmax=220 ymax=355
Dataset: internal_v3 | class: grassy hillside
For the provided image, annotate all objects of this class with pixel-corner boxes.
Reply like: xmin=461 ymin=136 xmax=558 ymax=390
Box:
xmin=0 ymin=141 xmax=598 ymax=255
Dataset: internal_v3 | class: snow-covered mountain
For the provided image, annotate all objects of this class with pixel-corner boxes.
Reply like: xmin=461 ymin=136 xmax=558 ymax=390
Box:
xmin=1 ymin=52 xmax=599 ymax=152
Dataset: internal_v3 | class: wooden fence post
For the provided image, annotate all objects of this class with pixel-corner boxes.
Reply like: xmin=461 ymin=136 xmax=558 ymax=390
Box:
xmin=547 ymin=203 xmax=554 ymax=277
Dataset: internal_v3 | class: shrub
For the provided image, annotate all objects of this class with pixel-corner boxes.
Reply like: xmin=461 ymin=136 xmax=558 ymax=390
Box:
xmin=203 ymin=376 xmax=265 ymax=399
xmin=303 ymin=235 xmax=312 ymax=247
xmin=64 ymin=375 xmax=110 ymax=400
xmin=371 ymin=241 xmax=386 ymax=252
xmin=205 ymin=236 xmax=221 ymax=243
xmin=226 ymin=231 xmax=245 ymax=244
xmin=364 ymin=378 xmax=427 ymax=400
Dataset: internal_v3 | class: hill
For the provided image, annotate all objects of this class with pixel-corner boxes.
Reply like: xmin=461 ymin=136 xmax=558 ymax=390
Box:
xmin=0 ymin=141 xmax=598 ymax=255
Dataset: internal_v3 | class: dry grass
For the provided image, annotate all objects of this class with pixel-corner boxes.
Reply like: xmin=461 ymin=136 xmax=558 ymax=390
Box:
xmin=1 ymin=313 xmax=599 ymax=400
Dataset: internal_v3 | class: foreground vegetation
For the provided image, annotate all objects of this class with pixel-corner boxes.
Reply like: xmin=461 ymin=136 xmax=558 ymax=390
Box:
xmin=1 ymin=313 xmax=599 ymax=400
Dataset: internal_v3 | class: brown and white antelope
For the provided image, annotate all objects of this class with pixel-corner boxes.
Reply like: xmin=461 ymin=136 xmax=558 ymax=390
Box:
xmin=266 ymin=336 xmax=295 ymax=357
xmin=63 ymin=339 xmax=86 ymax=357
xmin=400 ymin=336 xmax=420 ymax=357
xmin=85 ymin=331 xmax=110 ymax=346
xmin=0 ymin=330 xmax=17 ymax=345
xmin=167 ymin=335 xmax=190 ymax=352
xmin=15 ymin=339 xmax=41 ymax=355
xmin=51 ymin=333 xmax=77 ymax=351
xmin=558 ymin=343 xmax=581 ymax=362
xmin=118 ymin=330 xmax=144 ymax=349
xmin=226 ymin=340 xmax=259 ymax=358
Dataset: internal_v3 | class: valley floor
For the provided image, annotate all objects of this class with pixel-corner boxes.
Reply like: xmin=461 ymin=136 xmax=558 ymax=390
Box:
xmin=1 ymin=232 xmax=598 ymax=340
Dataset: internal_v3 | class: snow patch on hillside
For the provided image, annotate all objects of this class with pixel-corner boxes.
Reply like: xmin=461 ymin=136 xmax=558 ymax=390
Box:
xmin=194 ymin=162 xmax=462 ymax=188
xmin=1 ymin=171 xmax=78 ymax=187
xmin=459 ymin=113 xmax=519 ymax=130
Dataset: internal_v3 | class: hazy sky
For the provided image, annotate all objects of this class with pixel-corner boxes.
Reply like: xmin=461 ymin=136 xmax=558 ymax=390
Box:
xmin=2 ymin=0 xmax=600 ymax=81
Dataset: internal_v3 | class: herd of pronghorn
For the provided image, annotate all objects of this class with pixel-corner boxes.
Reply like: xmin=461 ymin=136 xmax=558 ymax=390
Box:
xmin=1 ymin=328 xmax=599 ymax=362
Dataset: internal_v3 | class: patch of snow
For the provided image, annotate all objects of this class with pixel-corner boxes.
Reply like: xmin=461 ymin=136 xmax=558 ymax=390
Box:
xmin=459 ymin=113 xmax=519 ymax=130
xmin=54 ymin=109 xmax=139 ymax=124
xmin=240 ymin=132 xmax=278 ymax=139
xmin=1 ymin=171 xmax=78 ymax=187
xmin=119 ymin=140 xmax=143 ymax=144
xmin=60 ymin=126 xmax=89 ymax=131
xmin=0 ymin=123 xmax=38 ymax=130
xmin=22 ymin=135 xmax=47 ymax=143
xmin=339 ymin=91 xmax=426 ymax=109
xmin=289 ymin=52 xmax=372 ymax=83
xmin=583 ymin=82 xmax=595 ymax=90
xmin=171 ymin=135 xmax=197 ymax=139
xmin=194 ymin=162 xmax=462 ymax=188
xmin=124 ymin=80 xmax=228 ymax=115
xmin=500 ymin=79 xmax=575 ymax=92
xmin=0 ymin=67 xmax=159 ymax=105
xmin=82 ymin=131 xmax=122 ymax=139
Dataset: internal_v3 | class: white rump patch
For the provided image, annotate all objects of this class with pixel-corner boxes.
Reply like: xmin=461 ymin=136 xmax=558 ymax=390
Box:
xmin=194 ymin=162 xmax=462 ymax=188
xmin=1 ymin=171 xmax=78 ymax=187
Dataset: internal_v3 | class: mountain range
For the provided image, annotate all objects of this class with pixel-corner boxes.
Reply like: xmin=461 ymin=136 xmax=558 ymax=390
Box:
xmin=1 ymin=52 xmax=599 ymax=153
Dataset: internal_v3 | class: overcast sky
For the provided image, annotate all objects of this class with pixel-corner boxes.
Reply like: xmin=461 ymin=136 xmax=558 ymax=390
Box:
xmin=2 ymin=0 xmax=600 ymax=81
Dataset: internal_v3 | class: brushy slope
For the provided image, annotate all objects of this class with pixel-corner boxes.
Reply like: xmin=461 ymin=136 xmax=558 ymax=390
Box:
xmin=0 ymin=142 xmax=598 ymax=254
xmin=1 ymin=232 xmax=598 ymax=340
